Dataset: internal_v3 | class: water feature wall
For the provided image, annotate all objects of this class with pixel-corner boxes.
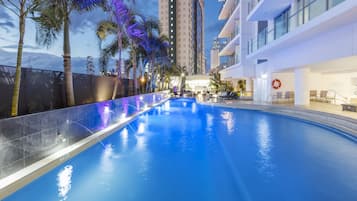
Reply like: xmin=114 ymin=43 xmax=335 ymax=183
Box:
xmin=0 ymin=91 xmax=170 ymax=179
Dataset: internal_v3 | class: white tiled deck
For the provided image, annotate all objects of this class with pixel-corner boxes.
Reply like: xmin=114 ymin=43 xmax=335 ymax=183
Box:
xmin=198 ymin=96 xmax=357 ymax=137
xmin=204 ymin=97 xmax=357 ymax=119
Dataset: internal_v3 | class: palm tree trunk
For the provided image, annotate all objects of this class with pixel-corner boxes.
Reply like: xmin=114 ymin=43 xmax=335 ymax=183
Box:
xmin=146 ymin=58 xmax=153 ymax=93
xmin=63 ymin=12 xmax=75 ymax=106
xmin=112 ymin=31 xmax=122 ymax=100
xmin=132 ymin=47 xmax=137 ymax=95
xmin=11 ymin=2 xmax=26 ymax=117
xmin=149 ymin=56 xmax=154 ymax=93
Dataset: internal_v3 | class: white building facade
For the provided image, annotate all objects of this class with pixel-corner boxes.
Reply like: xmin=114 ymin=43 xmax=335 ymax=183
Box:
xmin=217 ymin=0 xmax=254 ymax=93
xmin=218 ymin=0 xmax=357 ymax=105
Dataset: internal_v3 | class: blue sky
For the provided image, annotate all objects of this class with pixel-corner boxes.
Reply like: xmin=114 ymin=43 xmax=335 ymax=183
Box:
xmin=0 ymin=0 xmax=223 ymax=70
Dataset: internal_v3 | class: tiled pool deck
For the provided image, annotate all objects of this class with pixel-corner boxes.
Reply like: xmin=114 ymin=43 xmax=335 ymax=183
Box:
xmin=203 ymin=97 xmax=357 ymax=119
xmin=198 ymin=97 xmax=357 ymax=137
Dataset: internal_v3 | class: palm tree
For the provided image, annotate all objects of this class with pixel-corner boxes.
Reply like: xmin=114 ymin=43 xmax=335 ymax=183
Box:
xmin=97 ymin=5 xmax=148 ymax=97
xmin=126 ymin=19 xmax=147 ymax=95
xmin=0 ymin=0 xmax=40 ymax=116
xmin=33 ymin=0 xmax=106 ymax=106
xmin=128 ymin=46 xmax=145 ymax=94
xmin=96 ymin=19 xmax=130 ymax=81
xmin=210 ymin=71 xmax=222 ymax=93
xmin=97 ymin=17 xmax=127 ymax=99
xmin=97 ymin=0 xmax=146 ymax=99
xmin=145 ymin=35 xmax=170 ymax=92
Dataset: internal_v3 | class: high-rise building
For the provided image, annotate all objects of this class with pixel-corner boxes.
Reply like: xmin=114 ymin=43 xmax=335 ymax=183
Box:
xmin=210 ymin=38 xmax=221 ymax=71
xmin=159 ymin=0 xmax=205 ymax=75
xmin=217 ymin=0 xmax=357 ymax=105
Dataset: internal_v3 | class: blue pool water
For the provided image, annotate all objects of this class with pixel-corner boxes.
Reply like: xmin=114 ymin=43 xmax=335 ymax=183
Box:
xmin=4 ymin=98 xmax=357 ymax=201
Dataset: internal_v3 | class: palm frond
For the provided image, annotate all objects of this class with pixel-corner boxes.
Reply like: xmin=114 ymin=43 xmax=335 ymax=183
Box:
xmin=96 ymin=20 xmax=118 ymax=40
xmin=33 ymin=2 xmax=64 ymax=47
xmin=72 ymin=0 xmax=108 ymax=11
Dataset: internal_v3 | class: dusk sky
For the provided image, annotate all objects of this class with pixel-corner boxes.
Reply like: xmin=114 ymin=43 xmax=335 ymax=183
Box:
xmin=0 ymin=0 xmax=224 ymax=71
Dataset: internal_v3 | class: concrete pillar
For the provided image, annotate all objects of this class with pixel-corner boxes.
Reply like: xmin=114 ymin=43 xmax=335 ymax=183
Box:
xmin=294 ymin=68 xmax=310 ymax=105
xmin=253 ymin=78 xmax=260 ymax=102
xmin=245 ymin=78 xmax=254 ymax=92
xmin=253 ymin=73 xmax=271 ymax=103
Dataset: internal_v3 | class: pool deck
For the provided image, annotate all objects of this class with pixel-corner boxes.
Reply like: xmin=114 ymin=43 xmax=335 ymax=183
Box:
xmin=223 ymin=100 xmax=357 ymax=119
xmin=197 ymin=97 xmax=357 ymax=137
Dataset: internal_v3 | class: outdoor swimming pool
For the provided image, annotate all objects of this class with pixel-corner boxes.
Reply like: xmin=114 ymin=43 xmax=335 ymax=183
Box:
xmin=4 ymin=98 xmax=357 ymax=201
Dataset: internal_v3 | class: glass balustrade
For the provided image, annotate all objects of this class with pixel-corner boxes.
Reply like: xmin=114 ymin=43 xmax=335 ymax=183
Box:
xmin=248 ymin=0 xmax=261 ymax=14
xmin=248 ymin=0 xmax=346 ymax=55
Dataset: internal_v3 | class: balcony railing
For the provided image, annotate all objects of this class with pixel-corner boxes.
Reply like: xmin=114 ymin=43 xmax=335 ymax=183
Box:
xmin=248 ymin=0 xmax=345 ymax=54
xmin=248 ymin=0 xmax=261 ymax=14
xmin=220 ymin=20 xmax=240 ymax=52
xmin=229 ymin=0 xmax=240 ymax=17
xmin=221 ymin=52 xmax=240 ymax=69
xmin=219 ymin=0 xmax=240 ymax=19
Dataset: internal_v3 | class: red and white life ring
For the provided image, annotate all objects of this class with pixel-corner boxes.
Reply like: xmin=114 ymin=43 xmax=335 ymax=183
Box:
xmin=272 ymin=79 xmax=282 ymax=90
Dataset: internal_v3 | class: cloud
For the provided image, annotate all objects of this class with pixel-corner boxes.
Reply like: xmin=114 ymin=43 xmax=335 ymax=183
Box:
xmin=69 ymin=0 xmax=158 ymax=34
xmin=0 ymin=8 xmax=15 ymax=32
xmin=0 ymin=48 xmax=116 ymax=74
xmin=0 ymin=21 xmax=15 ymax=28
xmin=1 ymin=44 xmax=41 ymax=50
xmin=70 ymin=8 xmax=108 ymax=34
xmin=0 ymin=7 xmax=12 ymax=19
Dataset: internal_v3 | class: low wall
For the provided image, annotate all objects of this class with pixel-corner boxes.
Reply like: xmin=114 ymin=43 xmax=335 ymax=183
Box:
xmin=0 ymin=65 xmax=146 ymax=118
xmin=0 ymin=91 xmax=170 ymax=179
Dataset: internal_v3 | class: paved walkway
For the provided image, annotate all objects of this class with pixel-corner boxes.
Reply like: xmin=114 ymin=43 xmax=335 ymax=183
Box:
xmin=201 ymin=97 xmax=357 ymax=120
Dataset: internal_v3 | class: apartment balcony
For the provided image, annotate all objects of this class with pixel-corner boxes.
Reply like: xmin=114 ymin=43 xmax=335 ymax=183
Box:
xmin=219 ymin=26 xmax=240 ymax=56
xmin=219 ymin=0 xmax=241 ymax=20
xmin=247 ymin=0 xmax=291 ymax=21
xmin=219 ymin=61 xmax=244 ymax=80
xmin=218 ymin=0 xmax=240 ymax=38
xmin=247 ymin=0 xmax=352 ymax=56
xmin=220 ymin=54 xmax=240 ymax=70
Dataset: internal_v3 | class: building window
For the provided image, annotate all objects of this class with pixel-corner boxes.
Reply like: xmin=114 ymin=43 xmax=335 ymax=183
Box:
xmin=274 ymin=7 xmax=290 ymax=39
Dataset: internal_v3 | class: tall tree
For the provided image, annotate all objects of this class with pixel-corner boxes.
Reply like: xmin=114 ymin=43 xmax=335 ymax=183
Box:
xmin=96 ymin=19 xmax=130 ymax=99
xmin=145 ymin=35 xmax=169 ymax=92
xmin=97 ymin=2 xmax=147 ymax=98
xmin=0 ymin=0 xmax=40 ymax=116
xmin=128 ymin=44 xmax=147 ymax=94
xmin=33 ymin=0 xmax=106 ymax=106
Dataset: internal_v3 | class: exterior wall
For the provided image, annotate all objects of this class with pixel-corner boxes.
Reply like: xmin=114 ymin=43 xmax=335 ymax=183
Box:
xmin=176 ymin=0 xmax=193 ymax=72
xmin=271 ymin=72 xmax=295 ymax=93
xmin=311 ymin=72 xmax=357 ymax=102
xmin=240 ymin=0 xmax=255 ymax=78
xmin=158 ymin=0 xmax=169 ymax=36
xmin=0 ymin=66 xmax=141 ymax=119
